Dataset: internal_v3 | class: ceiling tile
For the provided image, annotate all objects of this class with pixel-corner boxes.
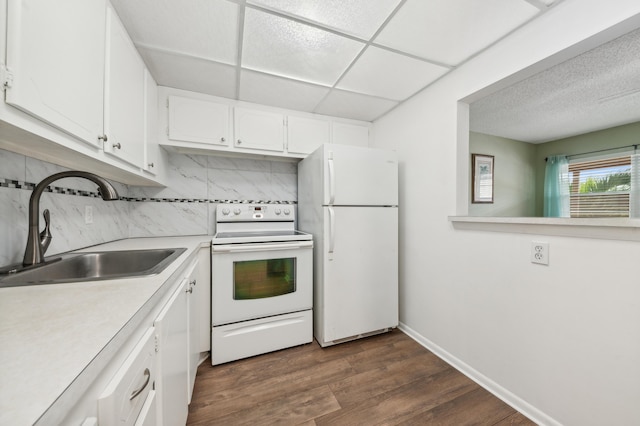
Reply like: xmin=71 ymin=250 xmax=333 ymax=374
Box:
xmin=247 ymin=0 xmax=402 ymax=39
xmin=375 ymin=0 xmax=539 ymax=66
xmin=242 ymin=8 xmax=365 ymax=86
xmin=109 ymin=0 xmax=238 ymax=65
xmin=138 ymin=48 xmax=236 ymax=99
xmin=239 ymin=70 xmax=331 ymax=112
xmin=337 ymin=46 xmax=449 ymax=101
xmin=315 ymin=89 xmax=398 ymax=121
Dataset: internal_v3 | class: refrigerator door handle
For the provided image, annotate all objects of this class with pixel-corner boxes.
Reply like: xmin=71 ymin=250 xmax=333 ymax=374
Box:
xmin=328 ymin=207 xmax=335 ymax=253
xmin=328 ymin=156 xmax=335 ymax=205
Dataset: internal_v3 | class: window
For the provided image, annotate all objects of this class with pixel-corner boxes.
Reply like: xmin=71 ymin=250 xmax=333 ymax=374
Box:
xmin=568 ymin=156 xmax=631 ymax=218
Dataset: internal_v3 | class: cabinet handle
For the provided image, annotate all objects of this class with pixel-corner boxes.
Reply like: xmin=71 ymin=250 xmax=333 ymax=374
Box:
xmin=129 ymin=368 xmax=150 ymax=401
xmin=148 ymin=162 xmax=154 ymax=168
xmin=237 ymin=139 xmax=242 ymax=144
xmin=185 ymin=286 xmax=193 ymax=294
xmin=190 ymin=279 xmax=196 ymax=286
xmin=220 ymin=137 xmax=226 ymax=143
xmin=98 ymin=134 xmax=108 ymax=143
xmin=113 ymin=143 xmax=122 ymax=150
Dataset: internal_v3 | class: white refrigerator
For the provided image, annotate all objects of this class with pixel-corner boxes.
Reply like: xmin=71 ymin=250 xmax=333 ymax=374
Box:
xmin=297 ymin=144 xmax=398 ymax=347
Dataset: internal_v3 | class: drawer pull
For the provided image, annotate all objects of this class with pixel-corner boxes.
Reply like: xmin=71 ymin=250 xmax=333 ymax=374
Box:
xmin=129 ymin=368 xmax=150 ymax=401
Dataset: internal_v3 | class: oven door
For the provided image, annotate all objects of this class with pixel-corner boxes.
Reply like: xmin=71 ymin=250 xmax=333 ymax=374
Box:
xmin=211 ymin=241 xmax=313 ymax=326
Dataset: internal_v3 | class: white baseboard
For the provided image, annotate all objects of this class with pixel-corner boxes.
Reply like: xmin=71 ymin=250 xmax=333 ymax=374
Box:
xmin=398 ymin=322 xmax=560 ymax=426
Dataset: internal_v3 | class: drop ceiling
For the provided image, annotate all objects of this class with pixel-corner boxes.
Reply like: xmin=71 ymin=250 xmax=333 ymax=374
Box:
xmin=109 ymin=0 xmax=557 ymax=122
xmin=470 ymin=25 xmax=640 ymax=143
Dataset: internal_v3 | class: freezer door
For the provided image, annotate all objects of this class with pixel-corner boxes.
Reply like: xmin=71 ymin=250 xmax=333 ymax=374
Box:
xmin=321 ymin=206 xmax=398 ymax=343
xmin=323 ymin=144 xmax=398 ymax=206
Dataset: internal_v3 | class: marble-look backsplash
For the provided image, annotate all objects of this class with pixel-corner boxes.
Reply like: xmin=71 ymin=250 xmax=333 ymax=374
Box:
xmin=0 ymin=148 xmax=297 ymax=266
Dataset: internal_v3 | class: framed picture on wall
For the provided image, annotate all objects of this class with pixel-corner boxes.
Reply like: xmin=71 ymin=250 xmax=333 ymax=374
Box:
xmin=472 ymin=154 xmax=494 ymax=203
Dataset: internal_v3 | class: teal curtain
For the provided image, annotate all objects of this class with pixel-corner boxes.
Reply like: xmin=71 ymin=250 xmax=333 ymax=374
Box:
xmin=543 ymin=155 xmax=570 ymax=217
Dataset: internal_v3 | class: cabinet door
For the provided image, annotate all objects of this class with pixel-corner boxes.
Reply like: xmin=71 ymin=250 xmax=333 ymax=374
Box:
xmin=185 ymin=261 xmax=200 ymax=402
xmin=287 ymin=116 xmax=330 ymax=155
xmin=154 ymin=279 xmax=189 ymax=426
xmin=168 ymin=96 xmax=229 ymax=146
xmin=197 ymin=247 xmax=211 ymax=354
xmin=234 ymin=107 xmax=284 ymax=152
xmin=103 ymin=4 xmax=145 ymax=167
xmin=5 ymin=0 xmax=106 ymax=147
xmin=144 ymin=69 xmax=159 ymax=175
xmin=331 ymin=122 xmax=370 ymax=147
xmin=98 ymin=327 xmax=156 ymax=426
xmin=133 ymin=390 xmax=157 ymax=426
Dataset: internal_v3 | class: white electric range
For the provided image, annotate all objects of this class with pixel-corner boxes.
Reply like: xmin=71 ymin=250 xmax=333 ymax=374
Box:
xmin=210 ymin=203 xmax=313 ymax=365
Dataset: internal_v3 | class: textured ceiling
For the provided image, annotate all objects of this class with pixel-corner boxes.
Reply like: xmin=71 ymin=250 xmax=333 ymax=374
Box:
xmin=470 ymin=26 xmax=640 ymax=143
xmin=109 ymin=0 xmax=557 ymax=122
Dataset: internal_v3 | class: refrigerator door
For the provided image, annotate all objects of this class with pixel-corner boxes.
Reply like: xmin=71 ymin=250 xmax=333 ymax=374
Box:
xmin=323 ymin=144 xmax=398 ymax=206
xmin=321 ymin=206 xmax=398 ymax=343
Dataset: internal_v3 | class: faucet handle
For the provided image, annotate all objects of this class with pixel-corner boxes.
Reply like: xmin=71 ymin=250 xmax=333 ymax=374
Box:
xmin=39 ymin=209 xmax=52 ymax=255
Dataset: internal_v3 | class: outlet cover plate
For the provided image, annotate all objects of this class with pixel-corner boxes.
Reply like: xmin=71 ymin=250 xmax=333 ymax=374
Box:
xmin=531 ymin=241 xmax=549 ymax=265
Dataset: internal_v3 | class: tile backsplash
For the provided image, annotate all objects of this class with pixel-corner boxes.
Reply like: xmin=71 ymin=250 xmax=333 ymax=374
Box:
xmin=0 ymin=148 xmax=297 ymax=266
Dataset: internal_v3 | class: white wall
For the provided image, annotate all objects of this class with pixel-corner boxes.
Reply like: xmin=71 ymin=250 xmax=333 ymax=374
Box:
xmin=372 ymin=1 xmax=640 ymax=425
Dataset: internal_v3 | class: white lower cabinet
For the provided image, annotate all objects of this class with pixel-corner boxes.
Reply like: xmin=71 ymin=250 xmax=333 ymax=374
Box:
xmin=154 ymin=278 xmax=189 ymax=426
xmin=98 ymin=328 xmax=156 ymax=426
xmin=185 ymin=260 xmax=200 ymax=402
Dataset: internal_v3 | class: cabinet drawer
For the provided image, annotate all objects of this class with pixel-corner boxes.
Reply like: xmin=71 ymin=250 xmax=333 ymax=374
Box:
xmin=98 ymin=327 xmax=156 ymax=426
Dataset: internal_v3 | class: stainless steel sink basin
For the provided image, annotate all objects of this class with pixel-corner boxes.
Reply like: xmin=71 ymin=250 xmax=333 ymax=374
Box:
xmin=0 ymin=248 xmax=187 ymax=287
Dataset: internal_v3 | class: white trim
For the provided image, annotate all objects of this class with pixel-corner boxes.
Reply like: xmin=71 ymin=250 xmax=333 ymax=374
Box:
xmin=448 ymin=215 xmax=640 ymax=241
xmin=398 ymin=322 xmax=561 ymax=426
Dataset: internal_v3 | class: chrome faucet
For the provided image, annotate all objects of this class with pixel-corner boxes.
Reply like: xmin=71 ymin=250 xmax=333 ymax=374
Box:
xmin=23 ymin=171 xmax=119 ymax=266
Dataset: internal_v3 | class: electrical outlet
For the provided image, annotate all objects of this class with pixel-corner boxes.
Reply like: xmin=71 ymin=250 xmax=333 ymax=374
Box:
xmin=531 ymin=241 xmax=549 ymax=265
xmin=85 ymin=205 xmax=93 ymax=224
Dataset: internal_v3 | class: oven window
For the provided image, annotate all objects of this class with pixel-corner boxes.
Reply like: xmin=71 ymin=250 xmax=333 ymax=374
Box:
xmin=233 ymin=258 xmax=296 ymax=300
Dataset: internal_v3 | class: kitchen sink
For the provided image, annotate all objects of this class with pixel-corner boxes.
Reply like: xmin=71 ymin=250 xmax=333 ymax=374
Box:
xmin=0 ymin=248 xmax=187 ymax=287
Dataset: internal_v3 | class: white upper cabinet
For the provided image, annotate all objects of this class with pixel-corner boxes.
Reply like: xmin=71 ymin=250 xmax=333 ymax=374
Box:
xmin=103 ymin=4 xmax=145 ymax=168
xmin=158 ymin=88 xmax=371 ymax=160
xmin=144 ymin=69 xmax=159 ymax=175
xmin=168 ymin=96 xmax=230 ymax=147
xmin=332 ymin=122 xmax=370 ymax=147
xmin=287 ymin=115 xmax=330 ymax=155
xmin=4 ymin=0 xmax=106 ymax=147
xmin=234 ymin=107 xmax=284 ymax=152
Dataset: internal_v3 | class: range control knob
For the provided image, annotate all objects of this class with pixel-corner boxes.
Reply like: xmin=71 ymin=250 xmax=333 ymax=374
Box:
xmin=284 ymin=209 xmax=291 ymax=215
xmin=233 ymin=208 xmax=241 ymax=215
xmin=275 ymin=208 xmax=282 ymax=215
xmin=221 ymin=208 xmax=230 ymax=215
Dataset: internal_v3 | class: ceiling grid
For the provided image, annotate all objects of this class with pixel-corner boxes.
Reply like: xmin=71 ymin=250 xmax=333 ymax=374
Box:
xmin=111 ymin=0 xmax=564 ymax=122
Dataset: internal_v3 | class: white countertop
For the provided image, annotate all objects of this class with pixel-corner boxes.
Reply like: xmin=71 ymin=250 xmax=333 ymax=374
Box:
xmin=0 ymin=236 xmax=211 ymax=426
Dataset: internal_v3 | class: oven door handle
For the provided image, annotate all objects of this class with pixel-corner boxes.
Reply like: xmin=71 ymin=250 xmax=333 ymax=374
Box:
xmin=212 ymin=241 xmax=313 ymax=253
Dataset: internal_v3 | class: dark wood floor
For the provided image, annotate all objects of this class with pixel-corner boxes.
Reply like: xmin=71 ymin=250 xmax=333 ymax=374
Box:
xmin=187 ymin=330 xmax=536 ymax=425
